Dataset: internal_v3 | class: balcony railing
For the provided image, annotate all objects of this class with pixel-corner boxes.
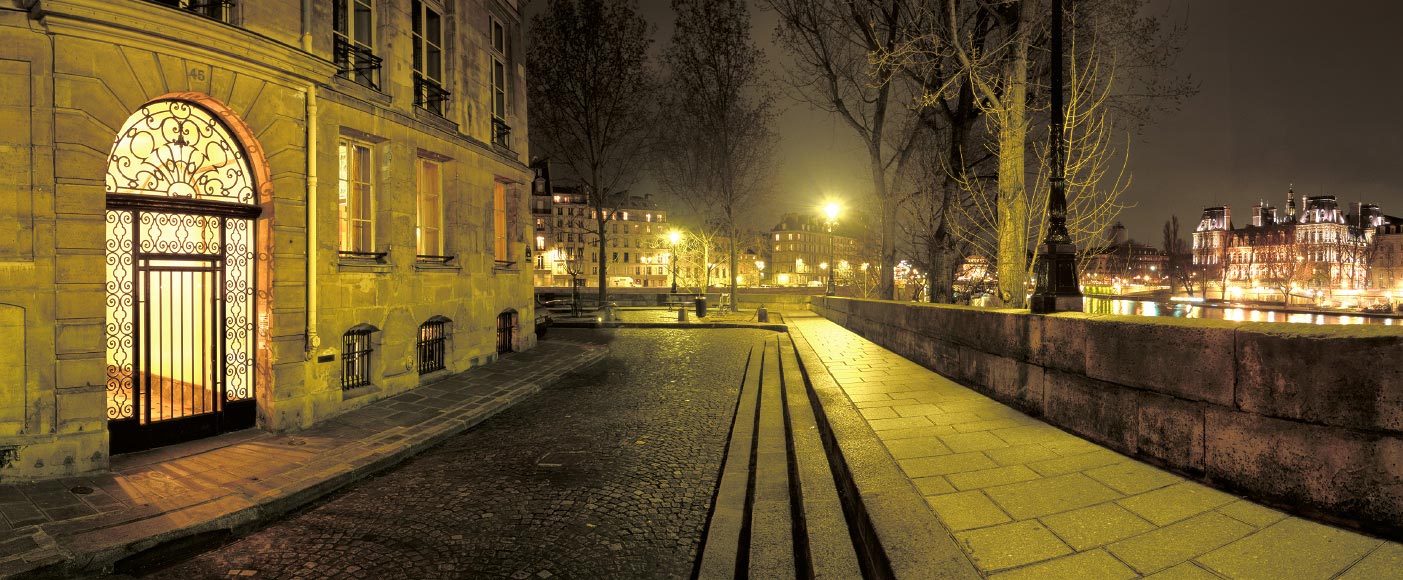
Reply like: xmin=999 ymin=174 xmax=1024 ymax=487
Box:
xmin=492 ymin=117 xmax=512 ymax=149
xmin=334 ymin=36 xmax=383 ymax=91
xmin=414 ymin=74 xmax=451 ymax=117
xmin=147 ymin=0 xmax=234 ymax=22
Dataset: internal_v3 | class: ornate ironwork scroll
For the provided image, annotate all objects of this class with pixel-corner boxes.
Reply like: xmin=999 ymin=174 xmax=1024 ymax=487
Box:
xmin=225 ymin=216 xmax=254 ymax=401
xmin=106 ymin=210 xmax=135 ymax=420
xmin=105 ymin=100 xmax=255 ymax=205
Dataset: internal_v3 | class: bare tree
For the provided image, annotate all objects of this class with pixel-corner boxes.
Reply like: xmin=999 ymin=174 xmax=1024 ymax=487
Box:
xmin=767 ymin=0 xmax=946 ymax=300
xmin=1161 ymin=215 xmax=1194 ymax=295
xmin=527 ymin=0 xmax=656 ymax=302
xmin=656 ymin=0 xmax=776 ymax=306
xmin=933 ymin=0 xmax=1193 ymax=306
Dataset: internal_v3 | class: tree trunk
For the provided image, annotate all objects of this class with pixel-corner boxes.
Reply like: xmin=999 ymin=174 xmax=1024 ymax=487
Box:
xmin=928 ymin=240 xmax=955 ymax=303
xmin=993 ymin=0 xmax=1032 ymax=308
xmin=596 ymin=221 xmax=608 ymax=304
xmin=728 ymin=225 xmax=738 ymax=306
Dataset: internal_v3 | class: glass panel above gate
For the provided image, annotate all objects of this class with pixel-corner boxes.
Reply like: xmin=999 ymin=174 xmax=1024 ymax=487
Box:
xmin=105 ymin=100 xmax=256 ymax=205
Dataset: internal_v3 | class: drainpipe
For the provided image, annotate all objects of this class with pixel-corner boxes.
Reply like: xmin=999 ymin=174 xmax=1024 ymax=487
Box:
xmin=305 ymin=87 xmax=320 ymax=358
xmin=300 ymin=0 xmax=312 ymax=52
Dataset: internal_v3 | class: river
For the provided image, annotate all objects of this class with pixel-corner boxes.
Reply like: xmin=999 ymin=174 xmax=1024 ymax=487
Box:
xmin=1083 ymin=296 xmax=1400 ymax=326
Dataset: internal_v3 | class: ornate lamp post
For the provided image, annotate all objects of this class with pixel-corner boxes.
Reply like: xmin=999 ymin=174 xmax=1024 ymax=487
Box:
xmin=1030 ymin=0 xmax=1083 ymax=313
xmin=823 ymin=202 xmax=840 ymax=296
xmin=668 ymin=229 xmax=681 ymax=293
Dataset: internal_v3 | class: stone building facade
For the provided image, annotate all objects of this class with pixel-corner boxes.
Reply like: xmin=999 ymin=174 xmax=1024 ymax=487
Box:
xmin=769 ymin=212 xmax=858 ymax=288
xmin=1193 ymin=191 xmax=1379 ymax=300
xmin=529 ymin=171 xmax=673 ymax=289
xmin=0 ymin=0 xmax=534 ymax=479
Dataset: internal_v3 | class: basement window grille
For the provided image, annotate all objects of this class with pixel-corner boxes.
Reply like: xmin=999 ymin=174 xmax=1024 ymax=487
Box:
xmin=418 ymin=316 xmax=450 ymax=374
xmin=342 ymin=323 xmax=378 ymax=390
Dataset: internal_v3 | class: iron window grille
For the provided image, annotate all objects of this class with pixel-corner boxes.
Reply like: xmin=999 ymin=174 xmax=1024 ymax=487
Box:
xmin=334 ymin=36 xmax=383 ymax=90
xmin=342 ymin=323 xmax=378 ymax=390
xmin=417 ymin=316 xmax=451 ymax=375
xmin=148 ymin=0 xmax=234 ymax=22
xmin=492 ymin=117 xmax=512 ymax=149
xmin=414 ymin=74 xmax=451 ymax=116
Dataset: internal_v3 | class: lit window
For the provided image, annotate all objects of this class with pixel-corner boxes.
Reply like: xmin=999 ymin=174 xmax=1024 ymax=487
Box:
xmin=338 ymin=139 xmax=374 ymax=254
xmin=412 ymin=0 xmax=449 ymax=115
xmin=416 ymin=158 xmax=443 ymax=256
xmin=494 ymin=182 xmax=510 ymax=263
xmin=536 ymin=235 xmax=546 ymax=250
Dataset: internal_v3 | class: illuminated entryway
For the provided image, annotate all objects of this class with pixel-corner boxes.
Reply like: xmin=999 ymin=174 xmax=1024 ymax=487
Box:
xmin=104 ymin=99 xmax=261 ymax=454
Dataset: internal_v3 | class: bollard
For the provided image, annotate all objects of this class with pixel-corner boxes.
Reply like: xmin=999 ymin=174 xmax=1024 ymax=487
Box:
xmin=757 ymin=305 xmax=769 ymax=323
xmin=678 ymin=305 xmax=688 ymax=322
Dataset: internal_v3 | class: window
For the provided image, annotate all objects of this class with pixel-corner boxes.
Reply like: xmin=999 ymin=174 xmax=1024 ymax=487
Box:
xmin=148 ymin=0 xmax=234 ymax=22
xmin=415 ymin=158 xmax=444 ymax=258
xmin=493 ymin=181 xmax=515 ymax=265
xmin=338 ymin=139 xmax=375 ymax=255
xmin=490 ymin=15 xmax=511 ymax=147
xmin=417 ymin=316 xmax=450 ymax=375
xmin=334 ymin=0 xmax=380 ymax=89
xmin=342 ymin=323 xmax=378 ymax=390
xmin=412 ymin=0 xmax=450 ymax=115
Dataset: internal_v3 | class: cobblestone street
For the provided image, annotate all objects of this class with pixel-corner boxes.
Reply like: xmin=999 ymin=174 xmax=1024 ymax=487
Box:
xmin=134 ymin=328 xmax=768 ymax=580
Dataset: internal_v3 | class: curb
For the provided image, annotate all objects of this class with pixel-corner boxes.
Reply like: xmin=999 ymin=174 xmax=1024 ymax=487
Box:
xmin=785 ymin=324 xmax=982 ymax=580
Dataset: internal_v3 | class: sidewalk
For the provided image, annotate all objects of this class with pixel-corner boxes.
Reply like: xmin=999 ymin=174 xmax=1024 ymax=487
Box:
xmin=787 ymin=312 xmax=1403 ymax=580
xmin=0 ymin=339 xmax=606 ymax=579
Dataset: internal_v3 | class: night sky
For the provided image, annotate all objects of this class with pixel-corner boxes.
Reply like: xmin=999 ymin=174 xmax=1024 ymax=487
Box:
xmin=529 ymin=1 xmax=1403 ymax=247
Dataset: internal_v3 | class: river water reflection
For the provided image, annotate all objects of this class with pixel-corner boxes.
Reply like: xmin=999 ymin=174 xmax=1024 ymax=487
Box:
xmin=1083 ymin=296 xmax=1401 ymax=326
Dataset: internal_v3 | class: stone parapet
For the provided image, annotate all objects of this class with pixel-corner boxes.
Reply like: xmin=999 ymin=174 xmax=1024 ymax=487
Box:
xmin=811 ymin=296 xmax=1403 ymax=536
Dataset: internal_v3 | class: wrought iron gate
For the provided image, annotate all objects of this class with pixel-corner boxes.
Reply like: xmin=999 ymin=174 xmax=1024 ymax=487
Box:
xmin=496 ymin=311 xmax=516 ymax=354
xmin=106 ymin=198 xmax=259 ymax=454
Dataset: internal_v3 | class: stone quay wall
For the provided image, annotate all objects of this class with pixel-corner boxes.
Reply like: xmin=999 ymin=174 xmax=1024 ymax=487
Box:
xmin=812 ymin=296 xmax=1403 ymax=536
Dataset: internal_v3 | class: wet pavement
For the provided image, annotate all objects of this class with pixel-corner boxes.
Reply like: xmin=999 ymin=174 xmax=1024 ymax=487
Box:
xmin=127 ymin=328 xmax=771 ymax=580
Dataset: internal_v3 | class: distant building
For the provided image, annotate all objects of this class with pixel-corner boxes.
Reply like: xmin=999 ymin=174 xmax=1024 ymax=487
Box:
xmin=1081 ymin=223 xmax=1167 ymax=284
xmin=769 ymin=213 xmax=859 ymax=287
xmin=1193 ymin=188 xmax=1384 ymax=300
xmin=530 ymin=166 xmax=672 ymax=288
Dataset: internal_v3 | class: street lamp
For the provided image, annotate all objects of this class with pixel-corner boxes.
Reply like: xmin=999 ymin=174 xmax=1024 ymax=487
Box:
xmin=823 ymin=202 xmax=840 ymax=296
xmin=668 ymin=229 xmax=681 ymax=293
xmin=1029 ymin=0 xmax=1083 ymax=313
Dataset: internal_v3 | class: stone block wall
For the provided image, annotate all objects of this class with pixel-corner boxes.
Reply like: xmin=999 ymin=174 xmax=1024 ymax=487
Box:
xmin=0 ymin=0 xmax=536 ymax=480
xmin=812 ymin=296 xmax=1403 ymax=536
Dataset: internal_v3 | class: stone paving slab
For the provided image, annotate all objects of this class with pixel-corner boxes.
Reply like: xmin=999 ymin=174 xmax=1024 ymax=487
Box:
xmin=0 ymin=340 xmax=605 ymax=579
xmin=788 ymin=312 xmax=1403 ymax=580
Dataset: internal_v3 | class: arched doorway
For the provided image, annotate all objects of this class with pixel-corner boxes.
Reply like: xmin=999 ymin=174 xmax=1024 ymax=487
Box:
xmin=104 ymin=99 xmax=261 ymax=454
xmin=496 ymin=310 xmax=518 ymax=354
